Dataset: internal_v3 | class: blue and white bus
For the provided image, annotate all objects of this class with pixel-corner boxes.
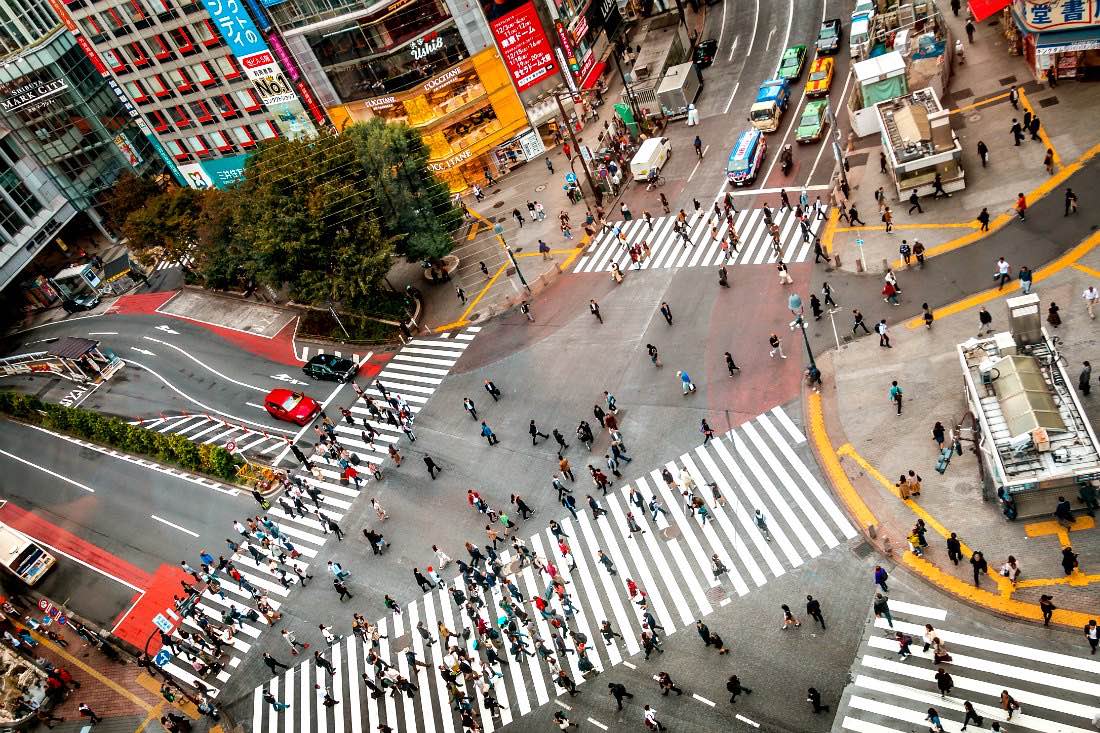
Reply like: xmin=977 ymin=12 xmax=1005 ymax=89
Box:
xmin=726 ymin=129 xmax=767 ymax=187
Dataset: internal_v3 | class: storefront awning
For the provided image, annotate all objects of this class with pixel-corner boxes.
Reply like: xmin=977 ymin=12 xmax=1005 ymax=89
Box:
xmin=1034 ymin=25 xmax=1100 ymax=55
xmin=968 ymin=0 xmax=1010 ymax=22
xmin=580 ymin=61 xmax=607 ymax=90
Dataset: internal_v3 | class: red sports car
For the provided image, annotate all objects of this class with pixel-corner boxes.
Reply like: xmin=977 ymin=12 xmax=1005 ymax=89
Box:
xmin=264 ymin=389 xmax=320 ymax=426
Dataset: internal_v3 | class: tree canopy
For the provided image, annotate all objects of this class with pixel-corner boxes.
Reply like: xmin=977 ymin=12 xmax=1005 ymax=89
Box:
xmin=115 ymin=119 xmax=458 ymax=313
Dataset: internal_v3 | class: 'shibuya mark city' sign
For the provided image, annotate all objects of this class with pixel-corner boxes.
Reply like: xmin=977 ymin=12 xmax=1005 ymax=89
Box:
xmin=2 ymin=79 xmax=68 ymax=113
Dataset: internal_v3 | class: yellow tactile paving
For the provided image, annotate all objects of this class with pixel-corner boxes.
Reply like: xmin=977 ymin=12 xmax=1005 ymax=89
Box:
xmin=807 ymin=393 xmax=877 ymax=530
xmin=1023 ymin=516 xmax=1096 ymax=548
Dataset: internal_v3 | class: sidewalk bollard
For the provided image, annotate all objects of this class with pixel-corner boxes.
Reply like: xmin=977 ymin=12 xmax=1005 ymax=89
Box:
xmin=856 ymin=258 xmax=865 ymax=273
xmin=832 ymin=253 xmax=841 ymax=270
xmin=881 ymin=258 xmax=890 ymax=272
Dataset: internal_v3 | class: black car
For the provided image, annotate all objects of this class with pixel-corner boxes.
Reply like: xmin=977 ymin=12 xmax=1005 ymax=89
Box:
xmin=693 ymin=38 xmax=719 ymax=69
xmin=816 ymin=19 xmax=842 ymax=55
xmin=62 ymin=294 xmax=100 ymax=314
xmin=302 ymin=353 xmax=358 ymax=382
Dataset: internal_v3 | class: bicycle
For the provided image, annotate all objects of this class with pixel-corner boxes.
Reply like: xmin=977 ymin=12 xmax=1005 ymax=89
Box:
xmin=1039 ymin=335 xmax=1067 ymax=368
xmin=645 ymin=171 xmax=665 ymax=191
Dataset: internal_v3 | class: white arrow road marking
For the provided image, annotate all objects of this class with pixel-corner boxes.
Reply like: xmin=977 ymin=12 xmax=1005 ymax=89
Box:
xmin=155 ymin=325 xmax=180 ymax=334
xmin=271 ymin=374 xmax=308 ymax=386
xmin=143 ymin=336 xmax=266 ymax=393
xmin=131 ymin=348 xmax=156 ymax=356
xmin=0 ymin=448 xmax=95 ymax=492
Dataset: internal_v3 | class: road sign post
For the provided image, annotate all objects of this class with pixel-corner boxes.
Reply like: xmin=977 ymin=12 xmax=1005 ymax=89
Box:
xmin=855 ymin=237 xmax=865 ymax=273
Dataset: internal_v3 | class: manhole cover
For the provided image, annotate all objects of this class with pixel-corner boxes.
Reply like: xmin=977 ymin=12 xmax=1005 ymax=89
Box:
xmin=968 ymin=113 xmax=982 ymax=123
xmin=705 ymin=586 xmax=729 ymax=603
xmin=660 ymin=526 xmax=680 ymax=541
xmin=514 ymin=246 xmax=524 ymax=252
xmin=492 ymin=201 xmax=505 ymax=209
xmin=851 ymin=540 xmax=874 ymax=558
xmin=535 ymin=184 xmax=546 ymax=192
xmin=1038 ymin=96 xmax=1060 ymax=108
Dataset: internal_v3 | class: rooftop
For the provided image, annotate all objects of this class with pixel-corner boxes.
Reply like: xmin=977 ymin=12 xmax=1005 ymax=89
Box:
xmin=877 ymin=87 xmax=955 ymax=164
xmin=959 ymin=331 xmax=1100 ymax=488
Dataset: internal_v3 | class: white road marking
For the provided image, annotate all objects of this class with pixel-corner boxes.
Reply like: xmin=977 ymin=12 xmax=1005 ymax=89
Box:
xmin=151 ymin=514 xmax=199 ymax=536
xmin=155 ymin=325 xmax=180 ymax=334
xmin=143 ymin=336 xmax=267 ymax=392
xmin=0 ymin=448 xmax=95 ymax=492
xmin=587 ymin=718 xmax=608 ymax=730
xmin=723 ymin=81 xmax=741 ymax=115
xmin=692 ymin=693 xmax=716 ymax=707
xmin=726 ymin=35 xmax=739 ymax=62
xmin=87 ymin=332 xmax=118 ymax=335
xmin=735 ymin=714 xmax=761 ymax=728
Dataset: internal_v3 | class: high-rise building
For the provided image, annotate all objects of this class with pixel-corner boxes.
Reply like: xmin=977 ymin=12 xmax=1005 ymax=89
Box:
xmin=0 ymin=0 xmax=156 ymax=302
xmin=55 ymin=0 xmax=327 ymax=189
xmin=266 ymin=0 xmax=562 ymax=191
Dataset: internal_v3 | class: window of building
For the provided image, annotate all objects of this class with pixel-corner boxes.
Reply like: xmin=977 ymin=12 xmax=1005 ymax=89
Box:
xmin=167 ymin=67 xmax=193 ymax=92
xmin=151 ymin=33 xmax=173 ymax=59
xmin=0 ymin=197 xmax=26 ymax=239
xmin=151 ymin=74 xmax=171 ymax=97
xmin=124 ymin=79 xmax=149 ymax=102
xmin=186 ymin=135 xmax=210 ymax=156
xmin=259 ymin=121 xmax=279 ymax=140
xmin=170 ymin=105 xmax=193 ymax=127
xmin=189 ymin=100 xmax=213 ymax=122
xmin=0 ymin=160 xmax=42 ymax=222
xmin=212 ymin=94 xmax=239 ymax=119
xmin=192 ymin=19 xmax=219 ymax=46
xmin=191 ymin=62 xmax=216 ymax=86
xmin=79 ymin=14 xmax=105 ymax=38
xmin=120 ymin=0 xmax=151 ymax=24
xmin=234 ymin=88 xmax=261 ymax=112
xmin=213 ymin=55 xmax=240 ymax=80
xmin=102 ymin=7 xmax=127 ymax=30
xmin=103 ymin=48 xmax=128 ymax=72
xmin=212 ymin=130 xmax=234 ymax=151
xmin=149 ymin=0 xmax=174 ymax=12
xmin=170 ymin=26 xmax=196 ymax=53
xmin=0 ymin=136 xmax=22 ymax=163
xmin=127 ymin=41 xmax=151 ymax=66
xmin=231 ymin=125 xmax=255 ymax=147
xmin=149 ymin=109 xmax=171 ymax=132
xmin=167 ymin=139 xmax=190 ymax=160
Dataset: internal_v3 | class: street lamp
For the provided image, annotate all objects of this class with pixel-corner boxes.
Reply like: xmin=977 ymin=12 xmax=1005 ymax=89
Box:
xmin=790 ymin=314 xmax=818 ymax=373
xmin=494 ymin=223 xmax=530 ymax=292
xmin=553 ymin=92 xmax=603 ymax=207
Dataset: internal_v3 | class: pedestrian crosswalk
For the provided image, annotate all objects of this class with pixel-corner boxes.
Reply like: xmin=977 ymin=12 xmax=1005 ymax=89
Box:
xmin=153 ymin=254 xmax=195 ymax=271
xmin=249 ymin=405 xmax=857 ymax=733
xmin=149 ymin=328 xmax=479 ymax=698
xmin=839 ymin=597 xmax=1100 ymax=733
xmin=572 ymin=205 xmax=827 ymax=274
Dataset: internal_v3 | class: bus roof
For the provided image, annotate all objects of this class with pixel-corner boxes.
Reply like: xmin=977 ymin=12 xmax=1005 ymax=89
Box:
xmin=0 ymin=524 xmax=29 ymax=561
xmin=727 ymin=130 xmax=760 ymax=165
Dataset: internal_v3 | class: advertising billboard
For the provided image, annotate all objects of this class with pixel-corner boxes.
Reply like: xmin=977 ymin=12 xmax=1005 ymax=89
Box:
xmin=200 ymin=154 xmax=249 ymax=189
xmin=1013 ymin=0 xmax=1100 ymax=31
xmin=485 ymin=1 xmax=558 ymax=92
xmin=239 ymin=50 xmax=317 ymax=139
xmin=199 ymin=0 xmax=268 ymax=58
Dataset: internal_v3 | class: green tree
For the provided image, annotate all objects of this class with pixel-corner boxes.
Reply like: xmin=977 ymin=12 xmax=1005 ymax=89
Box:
xmin=345 ymin=119 xmax=461 ymax=262
xmin=194 ymin=188 xmax=252 ymax=290
xmin=122 ymin=186 xmax=206 ymax=266
xmin=104 ymin=171 xmax=162 ymax=234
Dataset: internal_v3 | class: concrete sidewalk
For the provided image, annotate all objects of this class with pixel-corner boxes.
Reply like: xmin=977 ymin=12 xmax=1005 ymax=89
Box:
xmin=809 ymin=226 xmax=1100 ymax=629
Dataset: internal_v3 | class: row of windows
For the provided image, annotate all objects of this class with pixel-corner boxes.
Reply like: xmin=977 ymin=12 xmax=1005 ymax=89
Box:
xmin=75 ymin=0 xmax=201 ymax=37
xmin=119 ymin=54 xmax=248 ymax=103
xmin=164 ymin=123 xmax=279 ymax=161
xmin=93 ymin=19 xmax=221 ymax=70
xmin=0 ymin=158 xmax=44 ymax=239
xmin=134 ymin=88 xmax=263 ymax=133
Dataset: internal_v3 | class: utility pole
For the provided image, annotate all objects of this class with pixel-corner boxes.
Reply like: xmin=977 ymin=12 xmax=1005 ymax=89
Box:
xmin=494 ymin=224 xmax=530 ymax=292
xmin=554 ymin=92 xmax=603 ymax=206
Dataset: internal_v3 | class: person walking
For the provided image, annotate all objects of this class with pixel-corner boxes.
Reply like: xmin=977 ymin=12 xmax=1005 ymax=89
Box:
xmin=78 ymin=704 xmax=103 ymax=725
xmin=724 ymin=351 xmax=740 ymax=376
xmin=1044 ymin=147 xmax=1055 ymax=174
xmin=807 ymin=688 xmax=830 ymax=714
xmin=1040 ymin=594 xmax=1056 ymax=626
xmin=874 ymin=565 xmax=889 ymax=592
xmin=1016 ymin=192 xmax=1028 ymax=221
xmin=960 ymin=700 xmax=983 ymax=730
xmin=529 ymin=419 xmax=549 ymax=446
xmin=976 ymin=139 xmax=989 ymax=167
xmin=677 ymin=370 xmax=696 ymax=395
xmin=589 ymin=299 xmax=603 ymax=323
xmin=1011 ymin=118 xmax=1024 ymax=145
xmin=946 ymin=532 xmax=963 ymax=564
xmin=726 ymin=675 xmax=752 ymax=703
xmin=463 ymin=397 xmax=477 ymax=420
xmin=696 ymin=621 xmax=730 ymax=653
xmin=935 ymin=667 xmax=954 ymax=697
xmin=970 ymin=550 xmax=988 ymax=586
xmin=643 ymin=705 xmax=666 ymax=731
xmin=908 ymin=190 xmax=923 ymax=215
xmin=977 ymin=206 xmax=990 ymax=232
xmin=882 ymin=207 xmax=893 ymax=232
xmin=1030 ymin=115 xmax=1042 ymax=140
xmin=1019 ymin=264 xmax=1033 ymax=293
xmin=423 ymin=455 xmax=440 ymax=479
xmin=659 ymin=301 xmax=673 ymax=325
xmin=922 ymin=303 xmax=934 ymax=329
xmin=806 ymin=595 xmax=826 ymax=629
xmin=1083 ymin=285 xmax=1100 ymax=319
xmin=780 ymin=604 xmax=801 ymax=630
xmin=608 ymin=682 xmax=633 ymax=710
xmin=656 ymin=671 xmax=683 ymax=696
xmin=852 ymin=308 xmax=871 ymax=335
xmin=1066 ymin=187 xmax=1079 ymax=216
xmin=1085 ymin=619 xmax=1099 ymax=654
xmin=996 ymin=256 xmax=1012 ymax=289
xmin=700 ymin=419 xmax=715 ymax=445
xmin=262 ymin=691 xmax=289 ymax=713
xmin=926 ymin=707 xmax=946 ymax=732
xmin=769 ymin=333 xmax=787 ymax=359
xmin=1080 ymin=361 xmax=1092 ymax=396
xmin=849 ymin=205 xmax=866 ymax=226
xmin=481 ymin=421 xmax=500 ymax=446
xmin=876 ymin=320 xmax=893 ymax=349
xmin=873 ymin=593 xmax=893 ymax=627
xmin=977 ymin=307 xmax=994 ymax=336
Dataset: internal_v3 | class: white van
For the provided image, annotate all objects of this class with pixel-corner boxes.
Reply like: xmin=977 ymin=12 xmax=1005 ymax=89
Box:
xmin=630 ymin=137 xmax=672 ymax=181
xmin=850 ymin=17 xmax=871 ymax=60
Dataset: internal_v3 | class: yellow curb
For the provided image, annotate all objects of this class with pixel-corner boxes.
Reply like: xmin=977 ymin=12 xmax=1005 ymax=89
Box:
xmin=838 ymin=444 xmax=1016 ymax=597
xmin=806 ymin=393 xmax=877 ymax=529
xmin=517 ymin=247 xmax=582 ymax=258
xmin=904 ymin=226 xmax=1100 ymax=328
xmin=1073 ymin=262 xmax=1100 ymax=280
xmin=1016 ymin=571 xmax=1100 ymax=590
xmin=821 ymin=208 xmax=840 ymax=253
xmin=466 ymin=221 xmax=479 ymax=240
xmin=900 ymin=553 xmax=1092 ymax=627
xmin=885 ymin=139 xmax=1100 ymax=270
xmin=134 ymin=673 xmax=199 ymax=718
xmin=949 ymin=91 xmax=1010 ymax=116
xmin=1019 ymin=88 xmax=1060 ymax=169
xmin=837 ymin=222 xmax=978 ymax=233
xmin=133 ymin=703 xmax=165 ymax=733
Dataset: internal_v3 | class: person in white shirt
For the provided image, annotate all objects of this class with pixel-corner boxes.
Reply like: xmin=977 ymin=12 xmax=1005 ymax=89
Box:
xmin=1083 ymin=286 xmax=1100 ymax=319
xmin=643 ymin=705 xmax=665 ymax=730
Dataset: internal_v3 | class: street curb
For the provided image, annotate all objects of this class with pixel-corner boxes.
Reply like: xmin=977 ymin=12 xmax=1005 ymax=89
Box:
xmin=802 ymin=372 xmax=1092 ymax=630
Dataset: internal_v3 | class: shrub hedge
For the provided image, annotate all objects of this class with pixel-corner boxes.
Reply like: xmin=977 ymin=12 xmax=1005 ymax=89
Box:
xmin=0 ymin=390 xmax=242 ymax=482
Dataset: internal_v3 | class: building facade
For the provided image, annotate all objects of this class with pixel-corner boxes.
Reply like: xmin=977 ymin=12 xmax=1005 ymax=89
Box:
xmin=52 ymin=0 xmax=326 ymax=188
xmin=266 ymin=0 xmax=560 ymax=191
xmin=0 ymin=0 xmax=157 ymax=302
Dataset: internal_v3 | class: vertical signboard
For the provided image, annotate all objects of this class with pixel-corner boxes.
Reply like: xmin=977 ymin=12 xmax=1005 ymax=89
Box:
xmin=238 ymin=51 xmax=316 ymax=139
xmin=198 ymin=0 xmax=268 ymax=58
xmin=482 ymin=0 xmax=558 ymax=91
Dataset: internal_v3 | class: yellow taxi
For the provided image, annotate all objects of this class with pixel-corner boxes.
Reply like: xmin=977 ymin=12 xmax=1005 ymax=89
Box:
xmin=805 ymin=56 xmax=834 ymax=98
